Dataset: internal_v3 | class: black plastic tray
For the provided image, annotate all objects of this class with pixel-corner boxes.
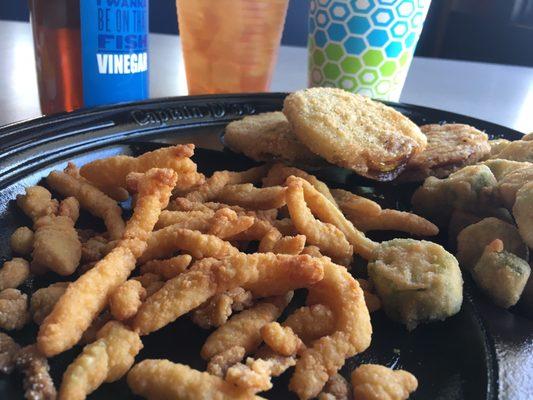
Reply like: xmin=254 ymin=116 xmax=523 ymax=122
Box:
xmin=0 ymin=93 xmax=531 ymax=400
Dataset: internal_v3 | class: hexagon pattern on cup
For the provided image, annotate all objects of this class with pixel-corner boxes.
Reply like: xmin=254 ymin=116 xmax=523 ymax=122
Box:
xmin=308 ymin=0 xmax=432 ymax=100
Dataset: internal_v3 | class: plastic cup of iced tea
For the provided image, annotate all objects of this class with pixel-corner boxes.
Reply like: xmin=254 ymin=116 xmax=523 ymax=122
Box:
xmin=176 ymin=0 xmax=289 ymax=95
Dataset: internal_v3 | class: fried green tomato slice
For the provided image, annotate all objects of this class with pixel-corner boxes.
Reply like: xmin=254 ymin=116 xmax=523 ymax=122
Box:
xmin=368 ymin=239 xmax=463 ymax=330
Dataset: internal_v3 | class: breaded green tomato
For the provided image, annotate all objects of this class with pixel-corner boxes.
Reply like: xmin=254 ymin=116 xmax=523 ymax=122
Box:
xmin=472 ymin=240 xmax=531 ymax=308
xmin=412 ymin=165 xmax=496 ymax=225
xmin=368 ymin=239 xmax=463 ymax=330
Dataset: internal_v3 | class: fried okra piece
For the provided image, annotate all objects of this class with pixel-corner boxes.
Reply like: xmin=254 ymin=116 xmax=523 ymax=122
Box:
xmin=472 ymin=240 xmax=531 ymax=308
xmin=368 ymin=239 xmax=463 ymax=330
xmin=412 ymin=165 xmax=497 ymax=225
xmin=496 ymin=165 xmax=533 ymax=209
xmin=456 ymin=217 xmax=528 ymax=271
xmin=513 ymin=181 xmax=533 ymax=249
xmin=483 ymin=159 xmax=531 ymax=181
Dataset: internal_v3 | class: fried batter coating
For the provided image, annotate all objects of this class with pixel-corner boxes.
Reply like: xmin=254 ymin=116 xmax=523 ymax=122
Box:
xmin=472 ymin=239 xmax=531 ymax=308
xmin=0 ymin=258 xmax=30 ymax=291
xmin=258 ymin=227 xmax=306 ymax=255
xmin=123 ymin=169 xmax=179 ymax=247
xmin=208 ymin=208 xmax=255 ymax=238
xmin=357 ymin=279 xmax=382 ymax=313
xmin=133 ymin=253 xmax=324 ymax=336
xmin=109 ymin=280 xmax=146 ymax=321
xmin=226 ymin=356 xmax=295 ymax=393
xmin=286 ymin=178 xmax=353 ymax=261
xmin=79 ymin=312 xmax=111 ymax=345
xmin=132 ymin=272 xmax=165 ymax=297
xmin=229 ymin=217 xmax=276 ymax=242
xmin=263 ymin=163 xmax=338 ymax=206
xmin=412 ymin=164 xmax=497 ymax=225
xmin=38 ymin=246 xmax=136 ymax=356
xmin=369 ymin=239 xmax=463 ymax=330
xmin=489 ymin=139 xmax=511 ymax=157
xmin=169 ymin=197 xmax=278 ymax=220
xmin=261 ymin=322 xmax=304 ymax=356
xmin=283 ymin=88 xmax=426 ymax=180
xmin=128 ymin=359 xmax=263 ymax=400
xmin=318 ymin=373 xmax=352 ymax=400
xmin=344 ymin=208 xmax=438 ymax=236
xmin=46 ymin=170 xmax=125 ymax=240
xmin=483 ymin=159 xmax=532 ymax=181
xmin=491 ymin=139 xmax=533 ymax=163
xmin=207 ymin=345 xmax=246 ymax=377
xmin=185 ymin=165 xmax=268 ymax=203
xmin=38 ymin=169 xmax=176 ymax=357
xmin=290 ymin=261 xmax=372 ymax=399
xmin=513 ymin=181 xmax=533 ymax=248
xmin=79 ymin=144 xmax=197 ymax=199
xmin=0 ymin=332 xmax=20 ymax=374
xmin=30 ymin=282 xmax=69 ymax=325
xmin=192 ymin=287 xmax=253 ymax=329
xmin=80 ymin=235 xmax=109 ymax=263
xmin=140 ymin=254 xmax=192 ymax=280
xmin=59 ymin=340 xmax=107 ymax=400
xmin=155 ymin=209 xmax=213 ymax=230
xmin=457 ymin=217 xmax=529 ymax=270
xmin=32 ymin=214 xmax=81 ymax=276
xmin=290 ymin=176 xmax=378 ymax=260
xmin=224 ymin=111 xmax=322 ymax=165
xmin=301 ymin=246 xmax=327 ymax=259
xmin=16 ymin=186 xmax=58 ymax=221
xmin=58 ymin=196 xmax=80 ymax=223
xmin=10 ymin=226 xmax=34 ymax=256
xmin=59 ymin=321 xmax=143 ymax=399
xmin=331 ymin=188 xmax=381 ymax=217
xmin=283 ymin=304 xmax=335 ymax=345
xmin=496 ymin=165 xmax=533 ymax=209
xmin=201 ymin=293 xmax=293 ymax=359
xmin=351 ymin=364 xmax=418 ymax=400
xmin=216 ymin=184 xmax=287 ymax=210
xmin=332 ymin=188 xmax=437 ymax=236
xmin=15 ymin=345 xmax=57 ymax=400
xmin=398 ymin=123 xmax=490 ymax=182
xmin=140 ymin=227 xmax=239 ymax=263
xmin=0 ymin=288 xmax=30 ymax=330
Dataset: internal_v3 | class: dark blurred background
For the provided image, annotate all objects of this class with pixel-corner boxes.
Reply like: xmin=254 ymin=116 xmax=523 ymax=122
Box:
xmin=2 ymin=0 xmax=532 ymax=67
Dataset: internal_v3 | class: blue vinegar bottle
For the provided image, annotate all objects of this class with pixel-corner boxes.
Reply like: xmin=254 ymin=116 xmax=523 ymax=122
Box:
xmin=80 ymin=0 xmax=149 ymax=107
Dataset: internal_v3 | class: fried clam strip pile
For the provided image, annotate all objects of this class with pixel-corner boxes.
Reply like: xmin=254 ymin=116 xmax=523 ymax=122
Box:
xmin=1 ymin=144 xmax=429 ymax=400
xmin=38 ymin=167 xmax=177 ymax=357
xmin=132 ymin=254 xmax=324 ymax=335
xmin=78 ymin=144 xmax=203 ymax=200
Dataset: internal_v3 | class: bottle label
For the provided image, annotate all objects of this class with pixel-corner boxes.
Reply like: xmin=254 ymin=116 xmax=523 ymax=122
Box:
xmin=80 ymin=0 xmax=149 ymax=107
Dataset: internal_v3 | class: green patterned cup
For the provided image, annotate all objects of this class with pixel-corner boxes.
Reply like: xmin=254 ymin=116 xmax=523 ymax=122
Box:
xmin=308 ymin=0 xmax=432 ymax=101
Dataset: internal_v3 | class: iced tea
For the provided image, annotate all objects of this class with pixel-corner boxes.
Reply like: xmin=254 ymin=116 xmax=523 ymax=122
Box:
xmin=176 ymin=0 xmax=289 ymax=94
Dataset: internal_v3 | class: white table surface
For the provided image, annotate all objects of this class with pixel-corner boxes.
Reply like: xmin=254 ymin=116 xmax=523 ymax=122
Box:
xmin=1 ymin=19 xmax=532 ymax=133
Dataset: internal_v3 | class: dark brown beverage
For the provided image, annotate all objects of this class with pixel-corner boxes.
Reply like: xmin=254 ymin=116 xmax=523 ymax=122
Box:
xmin=29 ymin=0 xmax=83 ymax=115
